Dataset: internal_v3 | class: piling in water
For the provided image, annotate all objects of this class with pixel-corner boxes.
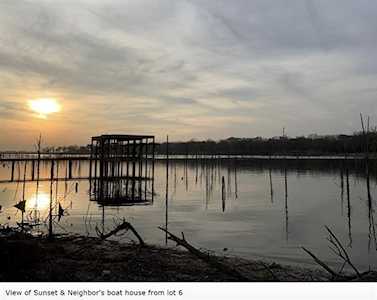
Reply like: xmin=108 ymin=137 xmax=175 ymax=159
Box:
xmin=165 ymin=135 xmax=169 ymax=245
xmin=221 ymin=176 xmax=226 ymax=212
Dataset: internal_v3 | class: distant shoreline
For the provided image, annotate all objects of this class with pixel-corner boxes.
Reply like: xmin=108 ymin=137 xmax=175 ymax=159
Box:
xmin=1 ymin=152 xmax=376 ymax=161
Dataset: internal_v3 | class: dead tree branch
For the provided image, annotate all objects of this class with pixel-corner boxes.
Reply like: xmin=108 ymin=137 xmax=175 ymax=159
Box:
xmin=259 ymin=261 xmax=280 ymax=281
xmin=302 ymin=226 xmax=368 ymax=280
xmin=302 ymin=247 xmax=339 ymax=278
xmin=158 ymin=227 xmax=255 ymax=281
xmin=99 ymin=219 xmax=145 ymax=246
xmin=325 ymin=225 xmax=361 ymax=277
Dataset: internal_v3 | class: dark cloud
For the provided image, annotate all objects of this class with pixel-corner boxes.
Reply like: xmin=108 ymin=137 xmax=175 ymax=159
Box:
xmin=0 ymin=100 xmax=28 ymax=119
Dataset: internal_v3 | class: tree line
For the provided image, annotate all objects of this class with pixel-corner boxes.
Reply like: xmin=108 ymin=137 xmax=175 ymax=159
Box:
xmin=43 ymin=132 xmax=377 ymax=156
xmin=155 ymin=133 xmax=377 ymax=156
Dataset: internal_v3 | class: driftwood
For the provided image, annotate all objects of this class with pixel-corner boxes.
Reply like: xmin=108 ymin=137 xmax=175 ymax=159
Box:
xmin=99 ymin=220 xmax=145 ymax=246
xmin=158 ymin=227 xmax=255 ymax=281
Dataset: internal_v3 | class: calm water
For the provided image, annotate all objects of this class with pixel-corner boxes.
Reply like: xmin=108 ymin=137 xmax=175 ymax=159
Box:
xmin=1 ymin=158 xmax=377 ymax=271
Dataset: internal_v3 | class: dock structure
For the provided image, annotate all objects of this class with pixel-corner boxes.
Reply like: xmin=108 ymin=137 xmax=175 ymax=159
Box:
xmin=89 ymin=134 xmax=155 ymax=206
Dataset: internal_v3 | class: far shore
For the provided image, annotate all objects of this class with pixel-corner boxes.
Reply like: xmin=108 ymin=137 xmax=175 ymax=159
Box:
xmin=1 ymin=152 xmax=377 ymax=161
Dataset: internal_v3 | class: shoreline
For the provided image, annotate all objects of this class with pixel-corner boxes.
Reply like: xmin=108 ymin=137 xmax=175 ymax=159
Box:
xmin=1 ymin=232 xmax=375 ymax=282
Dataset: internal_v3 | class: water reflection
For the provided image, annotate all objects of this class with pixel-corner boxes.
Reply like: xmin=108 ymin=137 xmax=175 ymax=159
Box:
xmin=345 ymin=166 xmax=352 ymax=247
xmin=284 ymin=167 xmax=289 ymax=242
xmin=26 ymin=192 xmax=49 ymax=211
xmin=1 ymin=158 xmax=377 ymax=269
xmin=90 ymin=176 xmax=154 ymax=207
xmin=269 ymin=167 xmax=274 ymax=203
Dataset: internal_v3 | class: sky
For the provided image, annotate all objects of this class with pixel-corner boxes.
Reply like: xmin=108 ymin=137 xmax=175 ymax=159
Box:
xmin=1 ymin=0 xmax=377 ymax=150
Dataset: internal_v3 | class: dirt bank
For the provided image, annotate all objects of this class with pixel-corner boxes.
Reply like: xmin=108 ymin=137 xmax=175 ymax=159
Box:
xmin=0 ymin=233 xmax=327 ymax=282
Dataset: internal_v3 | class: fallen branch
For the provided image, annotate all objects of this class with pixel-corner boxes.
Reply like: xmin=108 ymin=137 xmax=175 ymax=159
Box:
xmin=100 ymin=220 xmax=145 ymax=246
xmin=302 ymin=247 xmax=340 ymax=278
xmin=259 ymin=261 xmax=280 ymax=281
xmin=302 ymin=226 xmax=371 ymax=281
xmin=325 ymin=225 xmax=361 ymax=277
xmin=158 ymin=227 xmax=255 ymax=281
xmin=302 ymin=247 xmax=375 ymax=281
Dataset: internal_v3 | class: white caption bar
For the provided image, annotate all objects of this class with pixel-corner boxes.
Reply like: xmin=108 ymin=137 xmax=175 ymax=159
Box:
xmin=0 ymin=283 xmax=376 ymax=300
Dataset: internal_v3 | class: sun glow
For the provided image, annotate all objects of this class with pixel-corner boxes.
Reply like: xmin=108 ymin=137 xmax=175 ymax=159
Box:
xmin=28 ymin=98 xmax=61 ymax=118
xmin=26 ymin=192 xmax=50 ymax=211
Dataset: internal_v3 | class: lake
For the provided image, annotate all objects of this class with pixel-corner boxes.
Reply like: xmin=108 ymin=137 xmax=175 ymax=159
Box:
xmin=0 ymin=157 xmax=376 ymax=272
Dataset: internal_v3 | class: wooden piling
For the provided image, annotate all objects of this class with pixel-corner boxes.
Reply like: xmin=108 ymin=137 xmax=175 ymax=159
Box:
xmin=284 ymin=167 xmax=288 ymax=241
xmin=346 ymin=163 xmax=352 ymax=247
xmin=269 ymin=167 xmax=274 ymax=203
xmin=222 ymin=176 xmax=226 ymax=212
xmin=68 ymin=160 xmax=72 ymax=179
xmin=48 ymin=160 xmax=54 ymax=239
xmin=11 ymin=161 xmax=15 ymax=181
xmin=31 ymin=160 xmax=35 ymax=180
xmin=89 ymin=140 xmax=93 ymax=179
xmin=165 ymin=135 xmax=169 ymax=245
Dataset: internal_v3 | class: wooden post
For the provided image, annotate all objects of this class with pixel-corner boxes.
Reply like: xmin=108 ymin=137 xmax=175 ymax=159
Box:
xmin=126 ymin=140 xmax=130 ymax=177
xmin=139 ymin=139 xmax=143 ymax=178
xmin=340 ymin=166 xmax=344 ymax=215
xmin=55 ymin=160 xmax=59 ymax=215
xmin=195 ymin=152 xmax=198 ymax=184
xmin=152 ymin=137 xmax=155 ymax=203
xmin=99 ymin=138 xmax=104 ymax=200
xmin=234 ymin=158 xmax=238 ymax=199
xmin=269 ymin=167 xmax=274 ymax=203
xmin=35 ymin=134 xmax=42 ymax=225
xmin=48 ymin=160 xmax=54 ymax=239
xmin=346 ymin=165 xmax=352 ymax=247
xmin=132 ymin=140 xmax=136 ymax=200
xmin=222 ymin=176 xmax=225 ymax=212
xmin=11 ymin=161 xmax=15 ymax=181
xmin=68 ymin=160 xmax=72 ymax=179
xmin=116 ymin=141 xmax=122 ymax=177
xmin=102 ymin=205 xmax=105 ymax=234
xmin=144 ymin=138 xmax=148 ymax=201
xmin=31 ymin=160 xmax=35 ymax=180
xmin=120 ymin=141 xmax=123 ymax=178
xmin=165 ymin=135 xmax=169 ymax=245
xmin=111 ymin=139 xmax=115 ymax=178
xmin=94 ymin=141 xmax=98 ymax=181
xmin=89 ymin=139 xmax=93 ymax=179
xmin=50 ymin=160 xmax=54 ymax=179
xmin=21 ymin=161 xmax=27 ymax=230
xmin=284 ymin=167 xmax=288 ymax=241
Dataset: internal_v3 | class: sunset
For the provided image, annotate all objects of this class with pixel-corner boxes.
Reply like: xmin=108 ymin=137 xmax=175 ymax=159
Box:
xmin=1 ymin=0 xmax=377 ymax=296
xmin=0 ymin=1 xmax=376 ymax=150
xmin=28 ymin=98 xmax=61 ymax=118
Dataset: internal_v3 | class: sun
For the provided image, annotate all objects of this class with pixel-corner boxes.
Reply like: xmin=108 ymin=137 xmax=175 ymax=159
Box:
xmin=28 ymin=98 xmax=61 ymax=118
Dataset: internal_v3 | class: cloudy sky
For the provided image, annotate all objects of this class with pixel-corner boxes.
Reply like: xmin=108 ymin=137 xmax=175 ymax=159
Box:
xmin=1 ymin=0 xmax=377 ymax=149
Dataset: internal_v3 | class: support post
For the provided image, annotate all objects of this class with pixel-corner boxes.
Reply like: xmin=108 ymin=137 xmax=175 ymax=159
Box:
xmin=11 ymin=161 xmax=15 ymax=181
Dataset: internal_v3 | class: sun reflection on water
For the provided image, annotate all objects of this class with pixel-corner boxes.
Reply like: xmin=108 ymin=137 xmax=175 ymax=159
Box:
xmin=26 ymin=192 xmax=50 ymax=212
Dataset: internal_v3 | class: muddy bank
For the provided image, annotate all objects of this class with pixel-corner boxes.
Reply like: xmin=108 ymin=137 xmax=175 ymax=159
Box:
xmin=0 ymin=232 xmax=350 ymax=282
